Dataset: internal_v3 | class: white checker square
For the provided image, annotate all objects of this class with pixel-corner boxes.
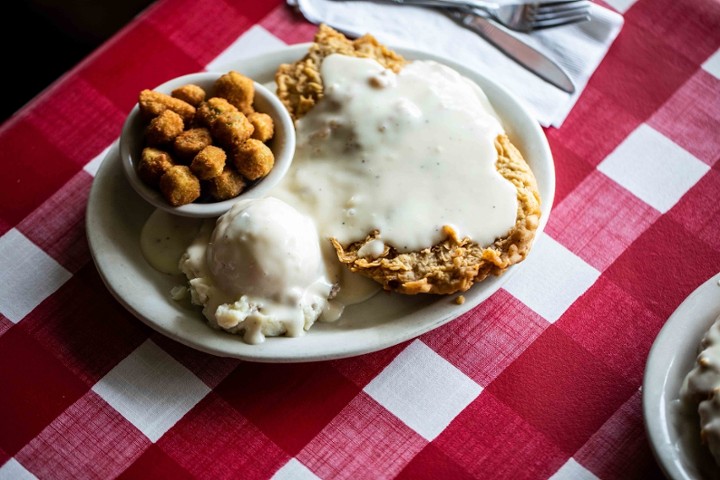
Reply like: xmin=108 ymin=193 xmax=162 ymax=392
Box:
xmin=597 ymin=124 xmax=709 ymax=213
xmin=0 ymin=458 xmax=37 ymax=480
xmin=92 ymin=340 xmax=210 ymax=442
xmin=83 ymin=143 xmax=114 ymax=177
xmin=601 ymin=0 xmax=638 ymax=13
xmin=0 ymin=229 xmax=72 ymax=323
xmin=549 ymin=458 xmax=599 ymax=480
xmin=272 ymin=458 xmax=320 ymax=480
xmin=503 ymin=233 xmax=600 ymax=323
xmin=207 ymin=25 xmax=287 ymax=71
xmin=364 ymin=340 xmax=481 ymax=441
xmin=702 ymin=48 xmax=720 ymax=79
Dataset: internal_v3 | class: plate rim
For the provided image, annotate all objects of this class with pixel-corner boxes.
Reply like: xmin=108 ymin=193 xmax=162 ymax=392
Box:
xmin=642 ymin=272 xmax=720 ymax=479
xmin=86 ymin=44 xmax=555 ymax=362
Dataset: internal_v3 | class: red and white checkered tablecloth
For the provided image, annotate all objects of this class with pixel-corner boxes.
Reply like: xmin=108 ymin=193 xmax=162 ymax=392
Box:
xmin=0 ymin=0 xmax=719 ymax=478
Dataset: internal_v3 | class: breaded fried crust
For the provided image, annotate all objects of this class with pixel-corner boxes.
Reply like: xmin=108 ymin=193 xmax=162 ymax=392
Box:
xmin=332 ymin=135 xmax=541 ymax=294
xmin=275 ymin=24 xmax=406 ymax=120
xmin=279 ymin=25 xmax=541 ymax=295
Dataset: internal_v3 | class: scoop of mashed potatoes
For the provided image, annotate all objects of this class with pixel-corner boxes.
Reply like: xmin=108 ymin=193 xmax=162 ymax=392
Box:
xmin=180 ymin=197 xmax=335 ymax=343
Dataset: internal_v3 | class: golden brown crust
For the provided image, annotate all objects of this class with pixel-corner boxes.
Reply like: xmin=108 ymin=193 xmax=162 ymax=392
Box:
xmin=277 ymin=25 xmax=540 ymax=295
xmin=332 ymin=135 xmax=540 ymax=294
xmin=275 ymin=24 xmax=407 ymax=120
xmin=171 ymin=84 xmax=206 ymax=107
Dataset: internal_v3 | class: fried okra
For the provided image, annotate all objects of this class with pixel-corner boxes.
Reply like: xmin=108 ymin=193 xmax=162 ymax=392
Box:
xmin=138 ymin=148 xmax=174 ymax=187
xmin=196 ymin=97 xmax=238 ymax=128
xmin=212 ymin=111 xmax=254 ymax=148
xmin=215 ymin=71 xmax=255 ymax=115
xmin=174 ymin=128 xmax=212 ymax=161
xmin=159 ymin=166 xmax=201 ymax=206
xmin=247 ymin=112 xmax=274 ymax=142
xmin=135 ymin=70 xmax=278 ymax=206
xmin=146 ymin=110 xmax=184 ymax=145
xmin=191 ymin=145 xmax=226 ymax=180
xmin=139 ymin=89 xmax=195 ymax=123
xmin=233 ymin=139 xmax=274 ymax=180
xmin=171 ymin=84 xmax=206 ymax=107
xmin=207 ymin=167 xmax=246 ymax=200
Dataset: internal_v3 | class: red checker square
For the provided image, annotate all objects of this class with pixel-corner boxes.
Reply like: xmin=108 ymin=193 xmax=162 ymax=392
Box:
xmin=0 ymin=218 xmax=11 ymax=237
xmin=15 ymin=391 xmax=150 ymax=479
xmin=0 ymin=327 xmax=87 ymax=455
xmin=422 ymin=289 xmax=548 ymax=387
xmin=0 ymin=450 xmax=8 ymax=468
xmin=20 ymin=264 xmax=149 ymax=387
xmin=0 ymin=316 xmax=12 ymax=338
xmin=17 ymin=171 xmax=93 ymax=273
xmin=624 ymin=0 xmax=720 ymax=65
xmin=215 ymin=361 xmax=360 ymax=456
xmin=157 ymin=393 xmax=289 ymax=479
xmin=25 ymin=76 xmax=125 ymax=166
xmin=486 ymin=326 xmax=637 ymax=454
xmin=144 ymin=0 xmax=253 ymax=66
xmin=649 ymin=70 xmax=720 ymax=167
xmin=546 ymin=85 xmax=641 ymax=169
xmin=226 ymin=0 xmax=284 ymax=21
xmin=331 ymin=341 xmax=407 ymax=388
xmin=260 ymin=4 xmax=319 ymax=45
xmin=396 ymin=444 xmax=475 ymax=480
xmin=0 ymin=119 xmax=80 ymax=228
xmin=667 ymin=168 xmax=720 ymax=252
xmin=432 ymin=391 xmax=568 ymax=478
xmin=575 ymin=389 xmax=665 ymax=479
xmin=298 ymin=393 xmax=427 ymax=479
xmin=557 ymin=276 xmax=665 ymax=385
xmin=590 ymin=26 xmax=699 ymax=121
xmin=605 ymin=214 xmax=720 ymax=319
xmin=79 ymin=22 xmax=203 ymax=115
xmin=119 ymin=444 xmax=194 ymax=480
xmin=544 ymin=138 xmax=595 ymax=206
xmin=545 ymin=170 xmax=660 ymax=272
xmin=151 ymin=333 xmax=240 ymax=388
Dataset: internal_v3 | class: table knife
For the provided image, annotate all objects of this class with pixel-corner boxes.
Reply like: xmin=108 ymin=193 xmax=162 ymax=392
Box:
xmin=449 ymin=10 xmax=576 ymax=94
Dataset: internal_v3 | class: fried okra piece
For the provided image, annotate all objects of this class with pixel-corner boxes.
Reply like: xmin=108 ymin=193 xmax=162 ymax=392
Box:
xmin=174 ymin=128 xmax=212 ymax=161
xmin=191 ymin=145 xmax=226 ymax=180
xmin=195 ymin=97 xmax=238 ymax=128
xmin=212 ymin=111 xmax=254 ymax=148
xmin=138 ymin=89 xmax=195 ymax=123
xmin=247 ymin=112 xmax=274 ymax=142
xmin=159 ymin=166 xmax=201 ymax=206
xmin=207 ymin=167 xmax=246 ymax=200
xmin=138 ymin=147 xmax=174 ymax=187
xmin=233 ymin=139 xmax=274 ymax=180
xmin=146 ymin=110 xmax=184 ymax=146
xmin=214 ymin=71 xmax=254 ymax=115
xmin=171 ymin=84 xmax=206 ymax=107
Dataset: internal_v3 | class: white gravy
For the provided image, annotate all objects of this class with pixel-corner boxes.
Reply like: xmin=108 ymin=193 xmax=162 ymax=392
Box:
xmin=272 ymin=54 xmax=517 ymax=253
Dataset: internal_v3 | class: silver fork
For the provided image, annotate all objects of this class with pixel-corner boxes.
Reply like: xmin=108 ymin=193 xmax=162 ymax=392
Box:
xmin=330 ymin=0 xmax=591 ymax=33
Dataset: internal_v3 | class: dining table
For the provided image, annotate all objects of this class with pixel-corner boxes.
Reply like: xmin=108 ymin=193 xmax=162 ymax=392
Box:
xmin=1 ymin=0 xmax=719 ymax=478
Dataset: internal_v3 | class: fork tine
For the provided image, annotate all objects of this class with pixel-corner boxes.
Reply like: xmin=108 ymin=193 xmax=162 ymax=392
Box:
xmin=534 ymin=4 xmax=590 ymax=19
xmin=535 ymin=2 xmax=590 ymax=16
xmin=535 ymin=0 xmax=586 ymax=7
xmin=531 ymin=13 xmax=590 ymax=29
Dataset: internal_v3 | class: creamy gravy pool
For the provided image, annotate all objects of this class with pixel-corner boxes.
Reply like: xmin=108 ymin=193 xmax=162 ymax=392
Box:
xmin=272 ymin=54 xmax=518 ymax=253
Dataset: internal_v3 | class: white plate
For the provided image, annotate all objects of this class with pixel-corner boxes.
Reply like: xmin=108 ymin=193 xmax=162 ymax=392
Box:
xmin=86 ymin=45 xmax=555 ymax=362
xmin=643 ymin=272 xmax=720 ymax=479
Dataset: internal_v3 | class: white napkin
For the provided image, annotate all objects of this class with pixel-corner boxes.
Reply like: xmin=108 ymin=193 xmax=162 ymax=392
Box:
xmin=291 ymin=0 xmax=623 ymax=127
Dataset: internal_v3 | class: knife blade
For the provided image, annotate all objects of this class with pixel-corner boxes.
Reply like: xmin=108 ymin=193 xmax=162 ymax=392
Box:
xmin=449 ymin=10 xmax=576 ymax=94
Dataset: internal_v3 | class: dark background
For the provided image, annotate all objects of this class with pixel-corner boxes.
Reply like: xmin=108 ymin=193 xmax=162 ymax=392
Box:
xmin=3 ymin=0 xmax=155 ymax=123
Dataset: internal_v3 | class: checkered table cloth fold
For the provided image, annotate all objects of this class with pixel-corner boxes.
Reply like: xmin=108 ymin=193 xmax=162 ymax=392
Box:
xmin=0 ymin=0 xmax=718 ymax=478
